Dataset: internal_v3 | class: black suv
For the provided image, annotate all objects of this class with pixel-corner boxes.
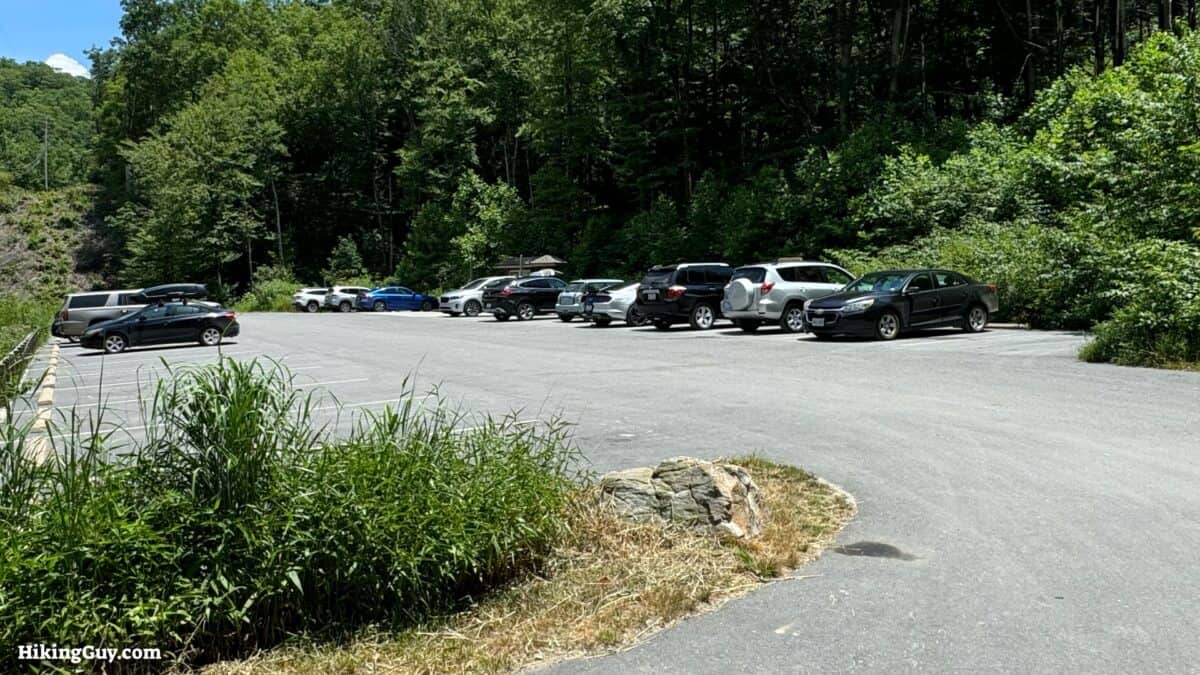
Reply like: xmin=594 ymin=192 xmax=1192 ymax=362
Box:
xmin=484 ymin=276 xmax=568 ymax=321
xmin=635 ymin=263 xmax=733 ymax=330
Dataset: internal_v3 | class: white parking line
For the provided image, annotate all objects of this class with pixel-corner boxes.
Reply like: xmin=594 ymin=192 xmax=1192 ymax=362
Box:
xmin=294 ymin=378 xmax=370 ymax=388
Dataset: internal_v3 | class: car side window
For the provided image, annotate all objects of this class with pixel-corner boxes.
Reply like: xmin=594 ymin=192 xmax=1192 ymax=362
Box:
xmin=397 ymin=287 xmax=413 ymax=295
xmin=907 ymin=273 xmax=934 ymax=293
xmin=525 ymin=279 xmax=549 ymax=289
xmin=821 ymin=268 xmax=854 ymax=286
xmin=141 ymin=305 xmax=168 ymax=319
xmin=68 ymin=295 xmax=109 ymax=309
xmin=790 ymin=267 xmax=824 ymax=283
xmin=934 ymin=272 xmax=966 ymax=288
xmin=706 ymin=267 xmax=732 ymax=284
xmin=549 ymin=278 xmax=567 ymax=288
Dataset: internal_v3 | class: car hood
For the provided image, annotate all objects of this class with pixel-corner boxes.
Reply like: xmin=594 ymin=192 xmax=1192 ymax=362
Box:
xmin=808 ymin=290 xmax=893 ymax=309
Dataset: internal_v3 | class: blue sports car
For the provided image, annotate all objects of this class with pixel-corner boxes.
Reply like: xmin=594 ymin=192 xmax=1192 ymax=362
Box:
xmin=357 ymin=286 xmax=437 ymax=312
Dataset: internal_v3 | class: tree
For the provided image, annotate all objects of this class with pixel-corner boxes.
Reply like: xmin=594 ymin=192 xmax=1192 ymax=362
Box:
xmin=324 ymin=235 xmax=367 ymax=283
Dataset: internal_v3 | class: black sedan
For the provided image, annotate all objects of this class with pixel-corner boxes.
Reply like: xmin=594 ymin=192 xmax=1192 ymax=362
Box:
xmin=80 ymin=301 xmax=240 ymax=354
xmin=804 ymin=269 xmax=999 ymax=340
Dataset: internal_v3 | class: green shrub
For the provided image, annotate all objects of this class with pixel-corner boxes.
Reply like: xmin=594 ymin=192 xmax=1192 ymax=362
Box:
xmin=233 ymin=265 xmax=302 ymax=312
xmin=1080 ymin=240 xmax=1200 ymax=367
xmin=0 ymin=360 xmax=576 ymax=666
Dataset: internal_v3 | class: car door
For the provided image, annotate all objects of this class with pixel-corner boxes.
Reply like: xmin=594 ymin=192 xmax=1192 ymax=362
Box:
xmin=904 ymin=273 xmax=941 ymax=327
xmin=392 ymin=287 xmax=417 ymax=310
xmin=132 ymin=305 xmax=171 ymax=345
xmin=933 ymin=271 xmax=970 ymax=323
xmin=164 ymin=304 xmax=206 ymax=342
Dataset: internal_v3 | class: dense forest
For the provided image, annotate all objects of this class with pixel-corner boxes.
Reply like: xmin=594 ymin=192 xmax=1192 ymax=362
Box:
xmin=1 ymin=0 xmax=1198 ymax=366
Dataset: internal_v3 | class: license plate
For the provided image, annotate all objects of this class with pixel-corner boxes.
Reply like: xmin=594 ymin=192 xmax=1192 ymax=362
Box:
xmin=644 ymin=291 xmax=659 ymax=301
xmin=810 ymin=317 xmax=825 ymax=327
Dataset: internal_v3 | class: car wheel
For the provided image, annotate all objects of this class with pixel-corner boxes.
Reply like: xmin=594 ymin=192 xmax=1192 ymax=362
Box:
xmin=594 ymin=316 xmax=612 ymax=327
xmin=963 ymin=304 xmax=989 ymax=333
xmin=103 ymin=333 xmax=127 ymax=354
xmin=517 ymin=302 xmax=536 ymax=321
xmin=779 ymin=304 xmax=806 ymax=334
xmin=653 ymin=320 xmax=671 ymax=331
xmin=199 ymin=327 xmax=222 ymax=347
xmin=626 ymin=306 xmax=646 ymax=326
xmin=305 ymin=301 xmax=319 ymax=313
xmin=373 ymin=300 xmax=386 ymax=312
xmin=339 ymin=301 xmax=352 ymax=313
xmin=558 ymin=313 xmax=573 ymax=322
xmin=494 ymin=312 xmax=510 ymax=322
xmin=736 ymin=319 xmax=761 ymax=333
xmin=875 ymin=311 xmax=901 ymax=341
xmin=421 ymin=299 xmax=436 ymax=311
xmin=464 ymin=300 xmax=482 ymax=317
xmin=689 ymin=303 xmax=716 ymax=330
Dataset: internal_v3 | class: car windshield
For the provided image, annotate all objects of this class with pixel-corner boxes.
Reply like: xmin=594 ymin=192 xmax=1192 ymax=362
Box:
xmin=460 ymin=278 xmax=488 ymax=290
xmin=641 ymin=269 xmax=674 ymax=286
xmin=843 ymin=272 xmax=911 ymax=293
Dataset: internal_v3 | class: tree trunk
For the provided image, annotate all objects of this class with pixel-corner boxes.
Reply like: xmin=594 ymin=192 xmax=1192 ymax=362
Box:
xmin=889 ymin=0 xmax=910 ymax=99
xmin=1159 ymin=0 xmax=1174 ymax=29
xmin=836 ymin=0 xmax=857 ymax=130
xmin=1094 ymin=0 xmax=1107 ymax=73
xmin=1189 ymin=0 xmax=1197 ymax=28
xmin=1025 ymin=0 xmax=1037 ymax=103
xmin=270 ymin=175 xmax=283 ymax=264
xmin=1111 ymin=0 xmax=1125 ymax=67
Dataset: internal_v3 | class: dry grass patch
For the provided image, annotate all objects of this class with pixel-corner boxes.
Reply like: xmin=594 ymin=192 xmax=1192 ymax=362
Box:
xmin=203 ymin=457 xmax=854 ymax=675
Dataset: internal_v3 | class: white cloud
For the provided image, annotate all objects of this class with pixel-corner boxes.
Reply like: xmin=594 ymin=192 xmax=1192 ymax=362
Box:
xmin=44 ymin=53 xmax=90 ymax=79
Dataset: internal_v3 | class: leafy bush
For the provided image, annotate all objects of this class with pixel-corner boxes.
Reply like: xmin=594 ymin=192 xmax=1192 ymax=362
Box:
xmin=1080 ymin=240 xmax=1200 ymax=367
xmin=233 ymin=265 xmax=301 ymax=312
xmin=0 ymin=360 xmax=576 ymax=666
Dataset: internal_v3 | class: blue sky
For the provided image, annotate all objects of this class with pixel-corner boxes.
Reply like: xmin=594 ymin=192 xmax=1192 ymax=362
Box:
xmin=0 ymin=0 xmax=123 ymax=76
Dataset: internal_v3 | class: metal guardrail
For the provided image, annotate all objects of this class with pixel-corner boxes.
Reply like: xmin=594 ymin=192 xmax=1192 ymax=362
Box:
xmin=1 ymin=330 xmax=41 ymax=410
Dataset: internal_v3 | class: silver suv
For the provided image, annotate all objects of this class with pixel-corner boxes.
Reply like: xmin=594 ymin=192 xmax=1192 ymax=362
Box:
xmin=440 ymin=276 xmax=515 ymax=317
xmin=52 ymin=289 xmax=149 ymax=340
xmin=721 ymin=261 xmax=854 ymax=333
xmin=323 ymin=286 xmax=371 ymax=313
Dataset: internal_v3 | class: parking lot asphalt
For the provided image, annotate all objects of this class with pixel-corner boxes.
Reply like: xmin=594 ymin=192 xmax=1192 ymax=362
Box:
xmin=32 ymin=312 xmax=1200 ymax=673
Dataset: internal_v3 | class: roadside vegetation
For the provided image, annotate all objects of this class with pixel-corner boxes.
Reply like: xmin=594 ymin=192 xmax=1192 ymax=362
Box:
xmin=0 ymin=359 xmax=576 ymax=667
xmin=208 ymin=459 xmax=854 ymax=674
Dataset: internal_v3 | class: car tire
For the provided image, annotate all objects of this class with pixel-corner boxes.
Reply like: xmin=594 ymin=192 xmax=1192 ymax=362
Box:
xmin=494 ymin=312 xmax=510 ymax=322
xmin=305 ymin=301 xmax=319 ymax=313
xmin=421 ymin=299 xmax=436 ymax=312
xmin=963 ymin=304 xmax=989 ymax=333
xmin=779 ymin=303 xmax=806 ymax=334
xmin=594 ymin=316 xmax=612 ymax=327
xmin=875 ymin=311 xmax=901 ymax=341
xmin=689 ymin=303 xmax=716 ymax=330
xmin=558 ymin=313 xmax=574 ymax=322
xmin=736 ymin=319 xmax=761 ymax=333
xmin=517 ymin=302 xmax=536 ymax=321
xmin=652 ymin=320 xmax=671 ymax=331
xmin=464 ymin=300 xmax=482 ymax=317
xmin=199 ymin=326 xmax=222 ymax=347
xmin=373 ymin=300 xmax=386 ymax=312
xmin=103 ymin=333 xmax=127 ymax=354
xmin=626 ymin=306 xmax=646 ymax=326
xmin=339 ymin=301 xmax=352 ymax=313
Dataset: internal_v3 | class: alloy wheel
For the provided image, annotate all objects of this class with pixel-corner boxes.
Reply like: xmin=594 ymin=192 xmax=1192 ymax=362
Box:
xmin=783 ymin=307 xmax=805 ymax=333
xmin=691 ymin=304 xmax=715 ymax=329
xmin=464 ymin=300 xmax=481 ymax=317
xmin=518 ymin=303 xmax=536 ymax=321
xmin=201 ymin=327 xmax=221 ymax=346
xmin=877 ymin=313 xmax=900 ymax=340
xmin=968 ymin=306 xmax=988 ymax=332
xmin=306 ymin=301 xmax=319 ymax=313
xmin=104 ymin=334 xmax=126 ymax=354
xmin=373 ymin=300 xmax=386 ymax=312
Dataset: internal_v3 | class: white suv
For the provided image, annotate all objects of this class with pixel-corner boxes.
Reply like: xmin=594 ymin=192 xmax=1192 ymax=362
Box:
xmin=323 ymin=286 xmax=371 ymax=313
xmin=439 ymin=276 xmax=515 ymax=317
xmin=291 ymin=287 xmax=329 ymax=313
xmin=721 ymin=261 xmax=854 ymax=333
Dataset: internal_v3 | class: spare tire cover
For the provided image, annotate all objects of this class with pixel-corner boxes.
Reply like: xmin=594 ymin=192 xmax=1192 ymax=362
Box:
xmin=726 ymin=278 xmax=755 ymax=311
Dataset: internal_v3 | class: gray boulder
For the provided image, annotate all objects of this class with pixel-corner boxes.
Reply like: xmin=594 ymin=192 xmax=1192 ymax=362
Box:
xmin=598 ymin=456 xmax=763 ymax=539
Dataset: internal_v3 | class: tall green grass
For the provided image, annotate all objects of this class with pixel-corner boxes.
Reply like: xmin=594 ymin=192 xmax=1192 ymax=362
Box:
xmin=0 ymin=359 xmax=577 ymax=667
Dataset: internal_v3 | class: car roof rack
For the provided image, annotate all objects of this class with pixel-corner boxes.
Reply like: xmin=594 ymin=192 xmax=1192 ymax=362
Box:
xmin=140 ymin=283 xmax=208 ymax=301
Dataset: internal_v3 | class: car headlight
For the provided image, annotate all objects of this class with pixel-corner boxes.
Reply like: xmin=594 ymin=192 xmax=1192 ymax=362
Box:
xmin=803 ymin=299 xmax=812 ymax=311
xmin=841 ymin=298 xmax=875 ymax=314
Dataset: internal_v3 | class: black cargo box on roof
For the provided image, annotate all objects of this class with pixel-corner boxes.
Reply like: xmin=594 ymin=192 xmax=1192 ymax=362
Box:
xmin=140 ymin=283 xmax=208 ymax=301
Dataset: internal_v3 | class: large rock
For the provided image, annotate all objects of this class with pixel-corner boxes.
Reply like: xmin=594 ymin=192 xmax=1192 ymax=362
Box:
xmin=598 ymin=457 xmax=764 ymax=539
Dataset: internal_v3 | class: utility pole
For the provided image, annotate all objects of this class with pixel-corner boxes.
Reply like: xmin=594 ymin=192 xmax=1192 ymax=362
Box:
xmin=42 ymin=119 xmax=49 ymax=189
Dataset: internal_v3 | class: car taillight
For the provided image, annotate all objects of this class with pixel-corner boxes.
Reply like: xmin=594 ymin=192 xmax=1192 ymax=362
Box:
xmin=223 ymin=312 xmax=236 ymax=319
xmin=500 ymin=288 xmax=512 ymax=296
xmin=666 ymin=285 xmax=686 ymax=299
xmin=760 ymin=282 xmax=775 ymax=294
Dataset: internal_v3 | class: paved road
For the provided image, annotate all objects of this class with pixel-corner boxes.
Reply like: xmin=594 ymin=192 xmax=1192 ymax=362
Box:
xmin=34 ymin=312 xmax=1200 ymax=673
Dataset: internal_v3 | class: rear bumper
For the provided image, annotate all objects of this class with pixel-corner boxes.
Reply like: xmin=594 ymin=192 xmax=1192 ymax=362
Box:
xmin=636 ymin=300 xmax=688 ymax=321
xmin=52 ymin=320 xmax=86 ymax=338
xmin=223 ymin=322 xmax=241 ymax=338
xmin=555 ymin=303 xmax=583 ymax=316
xmin=489 ymin=299 xmax=516 ymax=316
